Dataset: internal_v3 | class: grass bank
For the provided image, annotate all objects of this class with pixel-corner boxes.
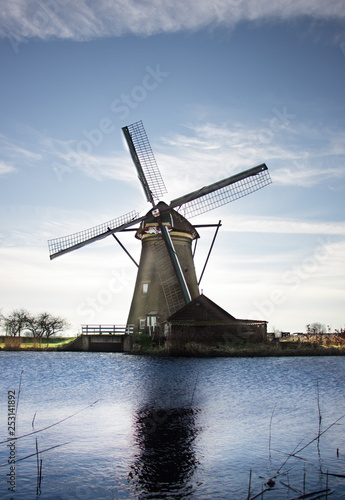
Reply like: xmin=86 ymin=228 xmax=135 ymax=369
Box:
xmin=0 ymin=336 xmax=77 ymax=351
xmin=130 ymin=339 xmax=345 ymax=357
xmin=2 ymin=335 xmax=345 ymax=357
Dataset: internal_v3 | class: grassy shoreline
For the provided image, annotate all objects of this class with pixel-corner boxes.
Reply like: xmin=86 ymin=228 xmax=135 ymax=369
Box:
xmin=129 ymin=342 xmax=345 ymax=358
xmin=0 ymin=337 xmax=77 ymax=351
xmin=1 ymin=336 xmax=345 ymax=357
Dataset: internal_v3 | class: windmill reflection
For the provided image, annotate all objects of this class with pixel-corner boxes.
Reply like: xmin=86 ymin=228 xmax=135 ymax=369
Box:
xmin=129 ymin=405 xmax=200 ymax=498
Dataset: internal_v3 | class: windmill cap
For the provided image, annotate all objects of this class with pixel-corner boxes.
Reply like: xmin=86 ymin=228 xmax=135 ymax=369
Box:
xmin=135 ymin=201 xmax=199 ymax=239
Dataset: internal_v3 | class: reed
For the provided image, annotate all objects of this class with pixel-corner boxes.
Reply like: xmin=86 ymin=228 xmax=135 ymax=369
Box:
xmin=35 ymin=437 xmax=42 ymax=498
xmin=0 ymin=371 xmax=100 ymax=499
xmin=3 ymin=336 xmax=21 ymax=350
xmin=133 ymin=340 xmax=345 ymax=358
xmin=247 ymin=378 xmax=345 ymax=500
xmin=246 ymin=469 xmax=252 ymax=500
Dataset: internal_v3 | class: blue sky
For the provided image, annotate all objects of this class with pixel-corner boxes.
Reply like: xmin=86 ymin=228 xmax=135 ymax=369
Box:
xmin=1 ymin=1 xmax=345 ymax=334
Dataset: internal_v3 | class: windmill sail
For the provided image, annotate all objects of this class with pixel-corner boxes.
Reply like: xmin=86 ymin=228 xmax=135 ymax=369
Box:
xmin=123 ymin=121 xmax=191 ymax=309
xmin=170 ymin=164 xmax=271 ymax=219
xmin=48 ymin=210 xmax=143 ymax=260
xmin=122 ymin=120 xmax=167 ymax=204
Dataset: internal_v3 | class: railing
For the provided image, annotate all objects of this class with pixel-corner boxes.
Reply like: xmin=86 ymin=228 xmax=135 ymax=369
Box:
xmin=81 ymin=324 xmax=134 ymax=335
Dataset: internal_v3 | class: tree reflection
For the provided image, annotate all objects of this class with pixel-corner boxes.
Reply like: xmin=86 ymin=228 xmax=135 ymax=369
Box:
xmin=129 ymin=406 xmax=200 ymax=498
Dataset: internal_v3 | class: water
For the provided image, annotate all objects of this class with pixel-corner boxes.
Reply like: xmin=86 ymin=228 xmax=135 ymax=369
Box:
xmin=1 ymin=352 xmax=345 ymax=499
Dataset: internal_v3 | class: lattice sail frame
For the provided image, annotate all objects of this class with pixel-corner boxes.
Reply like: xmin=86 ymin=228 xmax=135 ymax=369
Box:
xmin=123 ymin=120 xmax=167 ymax=203
xmin=48 ymin=121 xmax=272 ymax=262
xmin=171 ymin=165 xmax=271 ymax=219
xmin=48 ymin=210 xmax=140 ymax=259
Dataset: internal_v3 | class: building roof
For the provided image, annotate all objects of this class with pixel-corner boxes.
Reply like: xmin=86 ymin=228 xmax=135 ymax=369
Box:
xmin=167 ymin=294 xmax=267 ymax=326
xmin=167 ymin=294 xmax=236 ymax=325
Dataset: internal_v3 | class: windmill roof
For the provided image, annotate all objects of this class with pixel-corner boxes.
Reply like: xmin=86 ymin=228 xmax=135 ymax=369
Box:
xmin=136 ymin=201 xmax=199 ymax=239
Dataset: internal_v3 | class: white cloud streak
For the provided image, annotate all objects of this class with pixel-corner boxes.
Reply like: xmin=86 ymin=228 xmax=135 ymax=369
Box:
xmin=0 ymin=160 xmax=16 ymax=175
xmin=0 ymin=133 xmax=41 ymax=174
xmin=2 ymin=114 xmax=344 ymax=195
xmin=156 ymin=121 xmax=345 ymax=195
xmin=219 ymin=214 xmax=345 ymax=235
xmin=1 ymin=0 xmax=344 ymax=42
xmin=52 ymin=147 xmax=138 ymax=183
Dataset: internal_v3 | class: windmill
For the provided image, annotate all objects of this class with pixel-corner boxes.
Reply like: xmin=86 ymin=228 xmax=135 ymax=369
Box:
xmin=48 ymin=120 xmax=272 ymax=335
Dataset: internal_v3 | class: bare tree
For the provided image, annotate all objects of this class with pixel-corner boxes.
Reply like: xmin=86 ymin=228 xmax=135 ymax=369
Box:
xmin=25 ymin=313 xmax=45 ymax=338
xmin=37 ymin=312 xmax=69 ymax=338
xmin=1 ymin=309 xmax=30 ymax=337
xmin=1 ymin=309 xmax=69 ymax=338
xmin=307 ymin=322 xmax=327 ymax=335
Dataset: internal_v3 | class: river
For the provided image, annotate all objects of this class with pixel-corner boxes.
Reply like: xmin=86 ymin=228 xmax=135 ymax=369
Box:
xmin=0 ymin=352 xmax=345 ymax=499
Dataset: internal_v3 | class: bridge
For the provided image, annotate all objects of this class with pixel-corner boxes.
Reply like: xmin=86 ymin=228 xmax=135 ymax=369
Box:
xmin=66 ymin=325 xmax=134 ymax=352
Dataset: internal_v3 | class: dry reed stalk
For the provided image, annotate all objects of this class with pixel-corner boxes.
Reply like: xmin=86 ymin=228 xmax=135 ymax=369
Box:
xmin=35 ymin=437 xmax=43 ymax=497
xmin=316 ymin=379 xmax=322 ymax=455
xmin=303 ymin=463 xmax=306 ymax=496
xmin=32 ymin=411 xmax=37 ymax=429
xmin=248 ymin=487 xmax=270 ymax=500
xmin=0 ymin=442 xmax=70 ymax=467
xmin=190 ymin=371 xmax=199 ymax=406
xmin=280 ymin=480 xmax=301 ymax=494
xmin=14 ymin=369 xmax=24 ymax=425
xmin=268 ymin=403 xmax=277 ymax=460
xmin=293 ymin=414 xmax=345 ymax=457
xmin=289 ymin=487 xmax=331 ymax=499
xmin=274 ymin=412 xmax=345 ymax=477
xmin=0 ymin=399 xmax=100 ymax=444
xmin=321 ymin=471 xmax=345 ymax=478
xmin=246 ymin=469 xmax=252 ymax=500
xmin=4 ymin=336 xmax=21 ymax=350
xmin=276 ymin=438 xmax=306 ymax=473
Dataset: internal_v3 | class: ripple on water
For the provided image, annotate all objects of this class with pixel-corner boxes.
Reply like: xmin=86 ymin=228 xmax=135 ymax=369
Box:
xmin=1 ymin=353 xmax=345 ymax=499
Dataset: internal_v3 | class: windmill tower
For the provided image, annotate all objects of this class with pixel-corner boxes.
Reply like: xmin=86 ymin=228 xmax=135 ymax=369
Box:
xmin=48 ymin=121 xmax=272 ymax=334
xmin=126 ymin=201 xmax=200 ymax=334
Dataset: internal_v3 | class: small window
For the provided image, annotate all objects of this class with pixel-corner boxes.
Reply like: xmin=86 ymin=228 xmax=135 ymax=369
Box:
xmin=139 ymin=318 xmax=146 ymax=330
xmin=147 ymin=315 xmax=157 ymax=327
xmin=142 ymin=283 xmax=148 ymax=294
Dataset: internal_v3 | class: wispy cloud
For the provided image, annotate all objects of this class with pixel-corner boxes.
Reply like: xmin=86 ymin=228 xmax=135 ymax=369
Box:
xmin=1 ymin=0 xmax=344 ymax=42
xmin=0 ymin=131 xmax=136 ymax=184
xmin=39 ymin=135 xmax=138 ymax=183
xmin=156 ymin=121 xmax=345 ymax=195
xmin=220 ymin=214 xmax=345 ymax=235
xmin=0 ymin=160 xmax=16 ymax=175
xmin=0 ymin=133 xmax=41 ymax=175
xmin=3 ymin=117 xmax=344 ymax=193
xmin=272 ymin=164 xmax=345 ymax=186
